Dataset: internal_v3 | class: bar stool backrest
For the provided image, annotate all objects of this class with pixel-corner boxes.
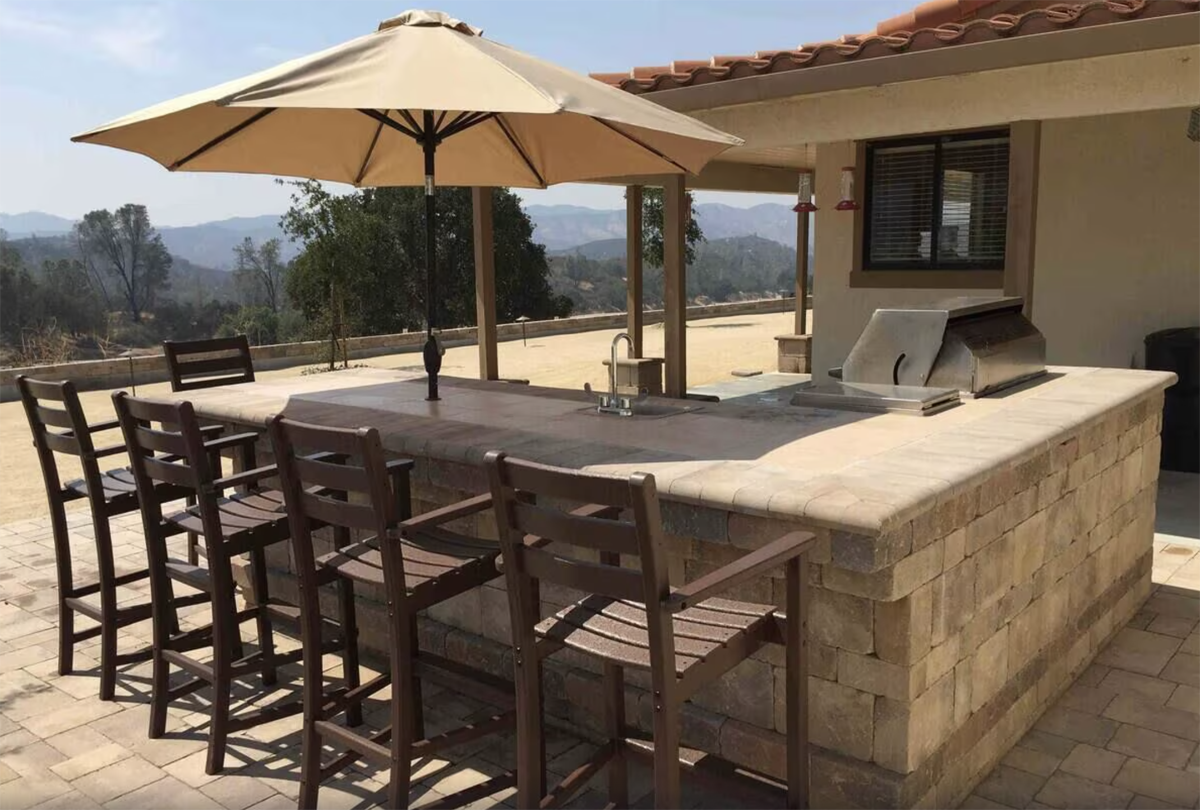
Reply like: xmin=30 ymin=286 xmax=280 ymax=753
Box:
xmin=164 ymin=335 xmax=255 ymax=392
xmin=111 ymin=393 xmax=227 ymax=564
xmin=18 ymin=376 xmax=106 ymax=507
xmin=483 ymin=451 xmax=676 ymax=667
xmin=267 ymin=416 xmax=399 ymax=582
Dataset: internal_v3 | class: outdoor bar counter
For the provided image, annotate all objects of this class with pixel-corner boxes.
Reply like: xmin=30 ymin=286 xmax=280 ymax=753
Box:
xmin=183 ymin=365 xmax=1174 ymax=808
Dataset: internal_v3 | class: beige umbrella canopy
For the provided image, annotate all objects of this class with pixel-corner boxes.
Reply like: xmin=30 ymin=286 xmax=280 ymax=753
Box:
xmin=72 ymin=9 xmax=742 ymax=399
xmin=72 ymin=9 xmax=741 ymax=188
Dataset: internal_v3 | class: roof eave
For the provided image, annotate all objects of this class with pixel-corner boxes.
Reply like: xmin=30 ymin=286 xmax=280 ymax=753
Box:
xmin=639 ymin=14 xmax=1199 ymax=113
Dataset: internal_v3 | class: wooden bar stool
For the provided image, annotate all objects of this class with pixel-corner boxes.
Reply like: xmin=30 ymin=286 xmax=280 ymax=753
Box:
xmin=268 ymin=416 xmax=522 ymax=809
xmin=484 ymin=452 xmax=816 ymax=810
xmin=164 ymin=335 xmax=259 ymax=566
xmin=113 ymin=392 xmax=348 ymax=775
xmin=16 ymin=375 xmax=234 ymax=701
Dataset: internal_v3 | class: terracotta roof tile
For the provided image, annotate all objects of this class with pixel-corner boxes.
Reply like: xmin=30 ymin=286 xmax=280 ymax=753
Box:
xmin=875 ymin=0 xmax=1003 ymax=35
xmin=591 ymin=0 xmax=1199 ymax=95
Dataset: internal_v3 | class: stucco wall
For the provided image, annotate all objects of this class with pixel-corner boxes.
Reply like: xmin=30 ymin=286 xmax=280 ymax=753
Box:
xmin=810 ymin=140 xmax=996 ymax=378
xmin=1032 ymin=108 xmax=1200 ymax=368
xmin=810 ymin=109 xmax=1200 ymax=377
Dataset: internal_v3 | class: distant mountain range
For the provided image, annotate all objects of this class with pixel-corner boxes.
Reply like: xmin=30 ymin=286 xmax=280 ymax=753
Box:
xmin=526 ymin=202 xmax=798 ymax=250
xmin=0 ymin=212 xmax=296 ymax=271
xmin=2 ymin=202 xmax=801 ymax=270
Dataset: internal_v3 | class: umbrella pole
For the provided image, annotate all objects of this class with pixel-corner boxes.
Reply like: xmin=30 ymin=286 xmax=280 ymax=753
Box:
xmin=421 ymin=110 xmax=441 ymax=401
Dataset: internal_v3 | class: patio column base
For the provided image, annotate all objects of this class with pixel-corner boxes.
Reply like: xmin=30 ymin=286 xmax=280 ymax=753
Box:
xmin=602 ymin=357 xmax=664 ymax=396
xmin=775 ymin=334 xmax=812 ymax=374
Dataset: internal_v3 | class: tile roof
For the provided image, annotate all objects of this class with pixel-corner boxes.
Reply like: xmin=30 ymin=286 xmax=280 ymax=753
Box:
xmin=590 ymin=0 xmax=1199 ymax=94
xmin=873 ymin=0 xmax=1015 ymax=36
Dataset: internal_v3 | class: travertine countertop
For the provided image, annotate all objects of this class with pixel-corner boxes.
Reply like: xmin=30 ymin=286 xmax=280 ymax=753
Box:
xmin=181 ymin=366 xmax=1174 ymax=535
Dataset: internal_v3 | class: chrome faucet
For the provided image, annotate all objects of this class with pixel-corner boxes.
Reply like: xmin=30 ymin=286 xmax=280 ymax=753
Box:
xmin=597 ymin=332 xmax=640 ymax=416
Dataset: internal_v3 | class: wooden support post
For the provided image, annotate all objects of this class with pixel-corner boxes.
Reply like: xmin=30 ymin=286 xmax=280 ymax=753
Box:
xmin=626 ymin=186 xmax=644 ymax=358
xmin=1003 ymin=121 xmax=1041 ymax=318
xmin=472 ymin=187 xmax=498 ymax=381
xmin=663 ymin=176 xmax=687 ymax=398
xmin=795 ymin=208 xmax=810 ymax=336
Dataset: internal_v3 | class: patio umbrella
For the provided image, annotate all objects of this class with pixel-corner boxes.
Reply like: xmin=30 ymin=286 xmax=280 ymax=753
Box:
xmin=72 ymin=9 xmax=742 ymax=400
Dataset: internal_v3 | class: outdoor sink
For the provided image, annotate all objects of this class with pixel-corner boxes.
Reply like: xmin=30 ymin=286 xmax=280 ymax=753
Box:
xmin=580 ymin=400 xmax=703 ymax=419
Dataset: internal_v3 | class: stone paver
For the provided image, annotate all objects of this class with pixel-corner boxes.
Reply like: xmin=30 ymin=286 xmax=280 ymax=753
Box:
xmin=1058 ymin=743 xmax=1126 ymax=784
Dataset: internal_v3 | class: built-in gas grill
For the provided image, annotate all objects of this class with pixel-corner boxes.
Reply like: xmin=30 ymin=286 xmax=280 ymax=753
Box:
xmin=791 ymin=296 xmax=1046 ymax=415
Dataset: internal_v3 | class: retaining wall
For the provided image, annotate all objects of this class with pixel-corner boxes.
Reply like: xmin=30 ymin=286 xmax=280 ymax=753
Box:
xmin=0 ymin=296 xmax=807 ymax=401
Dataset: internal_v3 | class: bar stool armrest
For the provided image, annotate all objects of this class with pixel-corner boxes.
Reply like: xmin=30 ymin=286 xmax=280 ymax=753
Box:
xmin=400 ymin=493 xmax=493 ymax=535
xmin=212 ymin=464 xmax=277 ymax=491
xmin=667 ymin=530 xmax=816 ymax=613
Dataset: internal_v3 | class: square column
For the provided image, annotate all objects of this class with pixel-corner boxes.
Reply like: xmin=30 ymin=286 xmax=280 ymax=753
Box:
xmin=472 ymin=187 xmax=498 ymax=381
xmin=626 ymin=185 xmax=644 ymax=358
xmin=663 ymin=176 xmax=687 ymax=398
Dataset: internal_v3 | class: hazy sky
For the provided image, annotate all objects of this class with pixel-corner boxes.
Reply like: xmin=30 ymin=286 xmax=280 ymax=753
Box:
xmin=0 ymin=0 xmax=901 ymax=225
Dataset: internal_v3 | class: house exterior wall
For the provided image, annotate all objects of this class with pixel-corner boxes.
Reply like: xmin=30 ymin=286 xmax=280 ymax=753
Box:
xmin=810 ymin=108 xmax=1199 ymax=377
xmin=810 ymin=140 xmax=999 ymax=378
xmin=1032 ymin=107 xmax=1200 ymax=368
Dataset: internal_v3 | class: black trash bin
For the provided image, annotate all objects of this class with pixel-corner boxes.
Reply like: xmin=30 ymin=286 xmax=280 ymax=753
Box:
xmin=1145 ymin=326 xmax=1199 ymax=473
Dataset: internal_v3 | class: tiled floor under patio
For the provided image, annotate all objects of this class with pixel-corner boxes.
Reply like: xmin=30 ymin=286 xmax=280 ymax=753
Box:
xmin=0 ymin=477 xmax=1196 ymax=810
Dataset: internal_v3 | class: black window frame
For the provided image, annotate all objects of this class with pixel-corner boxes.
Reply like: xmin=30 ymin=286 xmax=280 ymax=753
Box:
xmin=862 ymin=128 xmax=1010 ymax=273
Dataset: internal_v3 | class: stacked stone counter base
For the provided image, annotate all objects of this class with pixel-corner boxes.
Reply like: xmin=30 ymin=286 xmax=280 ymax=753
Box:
xmin=797 ymin=393 xmax=1163 ymax=808
xmin=202 ymin=368 xmax=1170 ymax=809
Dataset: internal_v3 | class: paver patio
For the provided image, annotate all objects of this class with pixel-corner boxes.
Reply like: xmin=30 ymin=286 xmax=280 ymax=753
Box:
xmin=0 ymin=487 xmax=1196 ymax=809
xmin=0 ymin=507 xmax=752 ymax=810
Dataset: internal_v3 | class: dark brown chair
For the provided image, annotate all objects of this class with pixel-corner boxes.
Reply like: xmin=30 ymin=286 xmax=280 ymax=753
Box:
xmin=16 ymin=375 xmax=233 ymax=701
xmin=164 ymin=334 xmax=259 ymax=566
xmin=268 ymin=416 xmax=521 ymax=809
xmin=164 ymin=335 xmax=255 ymax=393
xmin=113 ymin=392 xmax=344 ymax=775
xmin=485 ymin=452 xmax=816 ymax=810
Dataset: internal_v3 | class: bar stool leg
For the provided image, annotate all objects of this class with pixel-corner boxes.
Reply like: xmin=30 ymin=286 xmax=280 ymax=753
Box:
xmin=299 ymin=574 xmax=327 ymax=810
xmin=338 ymin=578 xmax=363 ymax=728
xmin=408 ymin=614 xmax=424 ymax=740
xmin=387 ymin=610 xmax=416 ymax=809
xmin=786 ymin=555 xmax=809 ymax=810
xmin=50 ymin=507 xmax=75 ymax=677
xmin=148 ymin=586 xmax=172 ymax=739
xmin=514 ymin=650 xmax=545 ymax=810
xmin=604 ymin=662 xmax=628 ymax=808
xmin=58 ymin=598 xmax=75 ymax=677
xmin=250 ymin=547 xmax=277 ymax=687
xmin=94 ymin=513 xmax=120 ymax=701
xmin=651 ymin=703 xmax=681 ymax=810
xmin=227 ymin=590 xmax=245 ymax=663
xmin=207 ymin=614 xmax=234 ymax=775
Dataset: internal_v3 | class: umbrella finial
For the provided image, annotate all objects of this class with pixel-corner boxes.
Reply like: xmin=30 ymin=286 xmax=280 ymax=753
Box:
xmin=378 ymin=10 xmax=482 ymax=36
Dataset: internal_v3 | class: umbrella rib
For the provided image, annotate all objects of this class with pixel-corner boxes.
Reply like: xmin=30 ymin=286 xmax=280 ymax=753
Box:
xmin=398 ymin=109 xmax=425 ymax=138
xmin=355 ymin=117 xmax=386 ymax=186
xmin=170 ymin=108 xmax=275 ymax=171
xmin=592 ymin=118 xmax=691 ymax=176
xmin=439 ymin=112 xmax=496 ymax=140
xmin=440 ymin=111 xmax=472 ymax=135
xmin=359 ymin=109 xmax=421 ymax=141
xmin=494 ymin=114 xmax=545 ymax=188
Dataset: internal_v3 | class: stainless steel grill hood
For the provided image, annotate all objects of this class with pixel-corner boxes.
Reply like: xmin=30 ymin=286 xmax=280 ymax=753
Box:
xmin=791 ymin=296 xmax=1046 ymax=415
